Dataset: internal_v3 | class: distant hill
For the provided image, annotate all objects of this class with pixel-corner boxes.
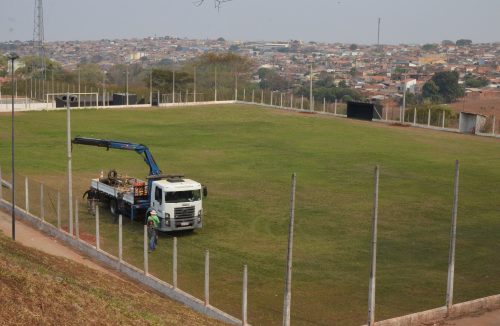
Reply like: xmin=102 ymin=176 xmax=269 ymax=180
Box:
xmin=0 ymin=233 xmax=225 ymax=326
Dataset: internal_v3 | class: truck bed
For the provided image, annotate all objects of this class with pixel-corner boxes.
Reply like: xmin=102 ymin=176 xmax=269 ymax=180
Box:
xmin=91 ymin=179 xmax=136 ymax=204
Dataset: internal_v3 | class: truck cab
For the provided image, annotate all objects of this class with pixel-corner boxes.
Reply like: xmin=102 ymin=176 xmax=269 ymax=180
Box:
xmin=150 ymin=176 xmax=204 ymax=232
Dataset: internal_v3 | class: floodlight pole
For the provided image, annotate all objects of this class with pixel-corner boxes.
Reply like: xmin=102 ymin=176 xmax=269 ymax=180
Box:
xmin=172 ymin=70 xmax=175 ymax=104
xmin=8 ymin=53 xmax=19 ymax=241
xmin=149 ymin=70 xmax=153 ymax=106
xmin=194 ymin=67 xmax=197 ymax=103
xmin=309 ymin=64 xmax=313 ymax=110
xmin=126 ymin=67 xmax=129 ymax=106
xmin=66 ymin=85 xmax=74 ymax=235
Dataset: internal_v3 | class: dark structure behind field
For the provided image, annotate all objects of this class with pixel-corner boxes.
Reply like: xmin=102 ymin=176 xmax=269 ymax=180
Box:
xmin=347 ymin=101 xmax=375 ymax=121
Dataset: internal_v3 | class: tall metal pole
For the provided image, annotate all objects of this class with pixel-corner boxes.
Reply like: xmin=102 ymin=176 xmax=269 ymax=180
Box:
xmin=9 ymin=54 xmax=19 ymax=241
xmin=66 ymin=85 xmax=73 ymax=235
xmin=282 ymin=173 xmax=297 ymax=326
xmin=126 ymin=67 xmax=129 ymax=106
xmin=193 ymin=67 xmax=197 ymax=103
xmin=234 ymin=71 xmax=238 ymax=101
xmin=309 ymin=64 xmax=313 ymax=110
xmin=149 ymin=70 xmax=152 ymax=106
xmin=401 ymin=74 xmax=407 ymax=123
xmin=214 ymin=67 xmax=217 ymax=102
xmin=367 ymin=166 xmax=380 ymax=326
xmin=172 ymin=70 xmax=175 ymax=104
xmin=446 ymin=160 xmax=460 ymax=310
xmin=377 ymin=18 xmax=381 ymax=51
xmin=78 ymin=69 xmax=81 ymax=107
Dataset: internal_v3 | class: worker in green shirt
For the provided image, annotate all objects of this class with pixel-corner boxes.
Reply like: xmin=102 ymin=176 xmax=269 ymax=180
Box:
xmin=147 ymin=210 xmax=160 ymax=251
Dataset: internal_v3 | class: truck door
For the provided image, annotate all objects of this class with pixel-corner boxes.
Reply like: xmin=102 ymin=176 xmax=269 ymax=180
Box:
xmin=153 ymin=185 xmax=163 ymax=214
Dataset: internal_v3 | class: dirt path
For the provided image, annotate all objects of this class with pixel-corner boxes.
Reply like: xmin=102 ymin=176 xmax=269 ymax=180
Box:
xmin=0 ymin=209 xmax=113 ymax=276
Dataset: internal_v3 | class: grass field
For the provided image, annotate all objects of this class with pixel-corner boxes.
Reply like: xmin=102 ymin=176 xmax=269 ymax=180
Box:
xmin=1 ymin=104 xmax=500 ymax=325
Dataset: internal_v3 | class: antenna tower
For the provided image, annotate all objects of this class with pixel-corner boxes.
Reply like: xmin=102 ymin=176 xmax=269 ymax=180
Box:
xmin=33 ymin=0 xmax=46 ymax=78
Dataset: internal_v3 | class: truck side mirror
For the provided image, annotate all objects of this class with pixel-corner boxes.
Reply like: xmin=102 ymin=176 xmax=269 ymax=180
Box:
xmin=202 ymin=185 xmax=208 ymax=197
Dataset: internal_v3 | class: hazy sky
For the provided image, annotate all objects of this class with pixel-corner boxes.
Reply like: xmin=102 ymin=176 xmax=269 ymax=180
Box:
xmin=1 ymin=0 xmax=500 ymax=44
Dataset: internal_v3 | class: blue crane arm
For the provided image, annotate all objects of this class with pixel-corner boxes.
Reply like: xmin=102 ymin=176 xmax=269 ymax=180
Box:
xmin=72 ymin=137 xmax=162 ymax=176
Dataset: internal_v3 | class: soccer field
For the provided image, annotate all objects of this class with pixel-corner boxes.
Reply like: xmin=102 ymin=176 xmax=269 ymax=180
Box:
xmin=1 ymin=104 xmax=499 ymax=325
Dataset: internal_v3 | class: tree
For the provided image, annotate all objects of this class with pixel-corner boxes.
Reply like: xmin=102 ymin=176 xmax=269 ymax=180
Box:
xmin=147 ymin=68 xmax=193 ymax=93
xmin=422 ymin=80 xmax=442 ymax=103
xmin=398 ymin=91 xmax=419 ymax=106
xmin=350 ymin=44 xmax=358 ymax=51
xmin=422 ymin=71 xmax=464 ymax=103
xmin=465 ymin=75 xmax=489 ymax=88
xmin=421 ymin=44 xmax=437 ymax=51
xmin=456 ymin=39 xmax=472 ymax=47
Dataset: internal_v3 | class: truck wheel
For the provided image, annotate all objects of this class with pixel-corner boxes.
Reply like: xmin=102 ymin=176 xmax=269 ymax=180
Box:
xmin=109 ymin=199 xmax=118 ymax=216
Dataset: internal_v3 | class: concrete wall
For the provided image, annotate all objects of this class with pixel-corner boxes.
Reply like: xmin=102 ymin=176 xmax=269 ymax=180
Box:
xmin=360 ymin=294 xmax=500 ymax=326
xmin=0 ymin=199 xmax=242 ymax=325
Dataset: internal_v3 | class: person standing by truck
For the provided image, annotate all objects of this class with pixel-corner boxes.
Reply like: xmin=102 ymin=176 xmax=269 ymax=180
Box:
xmin=147 ymin=210 xmax=160 ymax=252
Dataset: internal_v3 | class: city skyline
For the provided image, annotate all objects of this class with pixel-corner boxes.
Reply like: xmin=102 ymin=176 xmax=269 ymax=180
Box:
xmin=1 ymin=0 xmax=500 ymax=45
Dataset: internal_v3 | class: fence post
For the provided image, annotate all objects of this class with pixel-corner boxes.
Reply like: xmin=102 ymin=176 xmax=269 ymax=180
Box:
xmin=57 ymin=191 xmax=61 ymax=229
xmin=290 ymin=94 xmax=293 ymax=109
xmin=367 ymin=166 xmax=380 ymax=326
xmin=261 ymin=90 xmax=263 ymax=104
xmin=413 ymin=108 xmax=417 ymax=126
xmin=270 ymin=91 xmax=274 ymax=106
xmin=442 ymin=110 xmax=446 ymax=128
xmin=446 ymin=160 xmax=460 ymax=310
xmin=283 ymin=173 xmax=297 ymax=326
xmin=427 ymin=109 xmax=431 ymax=126
xmin=119 ymin=214 xmax=123 ymax=263
xmin=75 ymin=199 xmax=79 ymax=239
xmin=242 ymin=264 xmax=248 ymax=326
xmin=334 ymin=98 xmax=338 ymax=115
xmin=40 ymin=184 xmax=44 ymax=221
xmin=25 ymin=177 xmax=29 ymax=213
xmin=492 ymin=115 xmax=496 ymax=135
xmin=243 ymin=88 xmax=246 ymax=102
xmin=301 ymin=95 xmax=304 ymax=110
xmin=252 ymin=89 xmax=255 ymax=103
xmin=205 ymin=249 xmax=210 ymax=306
xmin=323 ymin=98 xmax=326 ymax=112
xmin=281 ymin=93 xmax=283 ymax=107
xmin=95 ymin=205 xmax=100 ymax=249
xmin=173 ymin=237 xmax=178 ymax=288
xmin=144 ymin=224 xmax=148 ymax=275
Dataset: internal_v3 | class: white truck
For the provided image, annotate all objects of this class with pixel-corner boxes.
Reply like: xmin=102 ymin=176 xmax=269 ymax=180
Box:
xmin=73 ymin=137 xmax=206 ymax=232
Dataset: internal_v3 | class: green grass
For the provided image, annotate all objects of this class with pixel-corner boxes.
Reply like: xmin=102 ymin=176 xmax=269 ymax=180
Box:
xmin=1 ymin=104 xmax=500 ymax=325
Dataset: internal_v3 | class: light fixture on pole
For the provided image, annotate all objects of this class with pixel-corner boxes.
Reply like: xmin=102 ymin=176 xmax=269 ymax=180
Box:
xmin=6 ymin=52 xmax=19 ymax=241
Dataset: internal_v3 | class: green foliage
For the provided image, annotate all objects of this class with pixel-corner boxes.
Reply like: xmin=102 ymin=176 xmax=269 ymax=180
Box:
xmin=2 ymin=105 xmax=500 ymax=325
xmin=398 ymin=91 xmax=419 ymax=106
xmin=456 ymin=39 xmax=472 ymax=46
xmin=465 ymin=74 xmax=489 ymax=88
xmin=422 ymin=71 xmax=464 ymax=103
xmin=349 ymin=43 xmax=358 ymax=51
xmin=147 ymin=68 xmax=193 ymax=93
xmin=421 ymin=43 xmax=438 ymax=51
xmin=258 ymin=68 xmax=290 ymax=90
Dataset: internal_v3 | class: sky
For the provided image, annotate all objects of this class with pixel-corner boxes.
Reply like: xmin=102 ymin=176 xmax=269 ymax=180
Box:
xmin=1 ymin=0 xmax=500 ymax=45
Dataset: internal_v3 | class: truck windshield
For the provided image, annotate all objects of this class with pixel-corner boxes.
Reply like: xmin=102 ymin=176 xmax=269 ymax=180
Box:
xmin=165 ymin=190 xmax=201 ymax=203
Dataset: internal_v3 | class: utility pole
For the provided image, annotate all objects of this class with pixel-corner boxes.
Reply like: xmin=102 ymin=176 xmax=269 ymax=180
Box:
xmin=309 ymin=64 xmax=313 ymax=110
xmin=402 ymin=74 xmax=407 ymax=123
xmin=149 ymin=70 xmax=152 ymax=106
xmin=172 ymin=70 xmax=175 ymax=103
xmin=126 ymin=66 xmax=129 ymax=106
xmin=377 ymin=18 xmax=381 ymax=52
xmin=33 ymin=0 xmax=46 ymax=79
xmin=194 ymin=66 xmax=197 ymax=103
